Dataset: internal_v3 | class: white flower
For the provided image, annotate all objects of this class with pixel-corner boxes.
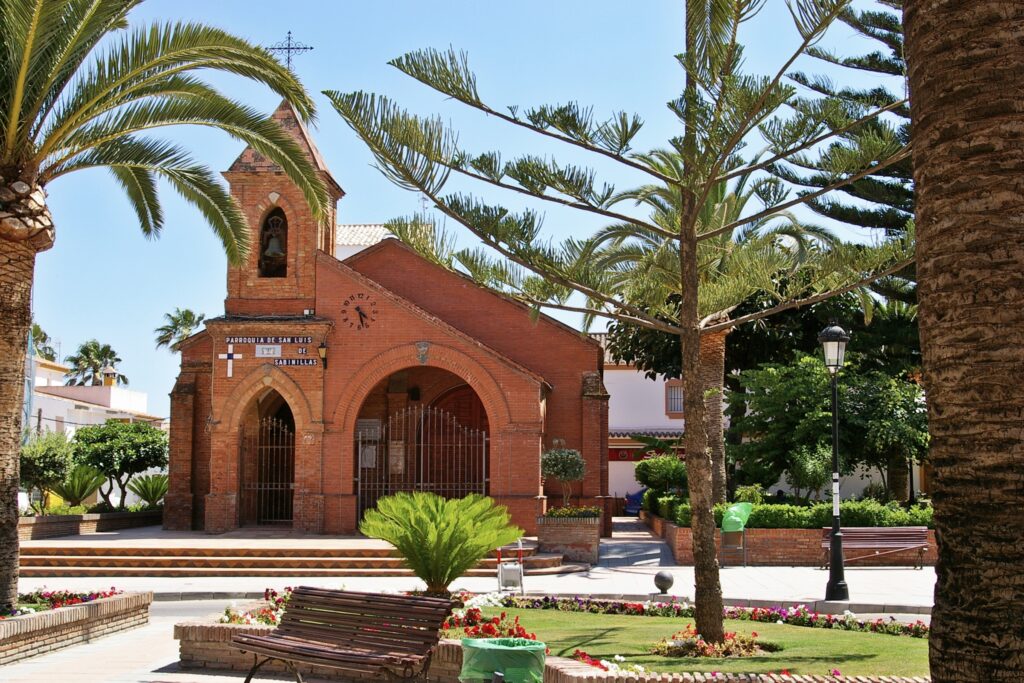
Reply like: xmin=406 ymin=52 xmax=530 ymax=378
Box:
xmin=776 ymin=619 xmax=784 ymax=624
xmin=614 ymin=655 xmax=625 ymax=662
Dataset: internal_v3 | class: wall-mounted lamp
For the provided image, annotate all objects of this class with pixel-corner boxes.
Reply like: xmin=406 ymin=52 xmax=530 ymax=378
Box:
xmin=317 ymin=341 xmax=328 ymax=369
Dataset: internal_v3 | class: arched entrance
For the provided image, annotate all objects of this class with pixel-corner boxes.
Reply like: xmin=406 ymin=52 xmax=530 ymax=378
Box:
xmin=354 ymin=368 xmax=489 ymax=520
xmin=239 ymin=389 xmax=295 ymax=526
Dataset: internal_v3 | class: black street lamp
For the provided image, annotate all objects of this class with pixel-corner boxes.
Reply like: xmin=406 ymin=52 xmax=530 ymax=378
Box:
xmin=818 ymin=322 xmax=850 ymax=602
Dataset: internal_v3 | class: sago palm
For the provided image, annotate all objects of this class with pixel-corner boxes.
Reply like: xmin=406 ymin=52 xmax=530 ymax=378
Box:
xmin=64 ymin=338 xmax=127 ymax=385
xmin=0 ymin=0 xmax=329 ymax=611
xmin=360 ymin=492 xmax=523 ymax=596
xmin=154 ymin=307 xmax=205 ymax=352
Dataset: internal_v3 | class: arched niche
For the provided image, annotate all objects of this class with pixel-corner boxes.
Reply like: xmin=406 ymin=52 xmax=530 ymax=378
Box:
xmin=258 ymin=207 xmax=288 ymax=278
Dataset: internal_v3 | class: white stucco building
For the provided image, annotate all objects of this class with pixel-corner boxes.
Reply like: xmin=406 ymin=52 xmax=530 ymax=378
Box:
xmin=592 ymin=333 xmax=685 ymax=498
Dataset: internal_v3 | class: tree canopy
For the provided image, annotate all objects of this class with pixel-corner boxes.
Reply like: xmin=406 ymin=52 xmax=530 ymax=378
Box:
xmin=73 ymin=420 xmax=167 ymax=509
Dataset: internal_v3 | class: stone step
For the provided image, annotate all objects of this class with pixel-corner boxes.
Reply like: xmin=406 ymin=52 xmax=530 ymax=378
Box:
xmin=18 ymin=542 xmax=539 ymax=559
xmin=17 ymin=559 xmax=587 ymax=578
xmin=18 ymin=553 xmax=564 ymax=570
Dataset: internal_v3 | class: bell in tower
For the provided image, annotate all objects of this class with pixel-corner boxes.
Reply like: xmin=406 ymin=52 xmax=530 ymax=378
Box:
xmin=259 ymin=209 xmax=288 ymax=278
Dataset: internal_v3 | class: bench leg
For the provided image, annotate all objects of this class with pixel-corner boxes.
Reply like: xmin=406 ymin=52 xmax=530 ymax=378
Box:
xmin=284 ymin=660 xmax=305 ymax=683
xmin=243 ymin=655 xmax=272 ymax=683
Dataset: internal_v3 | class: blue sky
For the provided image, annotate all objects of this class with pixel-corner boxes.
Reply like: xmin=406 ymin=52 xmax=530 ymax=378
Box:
xmin=31 ymin=1 xmax=899 ymax=417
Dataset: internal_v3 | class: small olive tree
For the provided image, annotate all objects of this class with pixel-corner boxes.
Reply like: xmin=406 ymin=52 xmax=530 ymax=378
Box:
xmin=74 ymin=421 xmax=168 ymax=509
xmin=541 ymin=448 xmax=586 ymax=508
xmin=19 ymin=431 xmax=74 ymax=503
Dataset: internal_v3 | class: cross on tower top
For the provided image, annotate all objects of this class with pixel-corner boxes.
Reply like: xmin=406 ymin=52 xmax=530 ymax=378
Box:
xmin=266 ymin=31 xmax=314 ymax=71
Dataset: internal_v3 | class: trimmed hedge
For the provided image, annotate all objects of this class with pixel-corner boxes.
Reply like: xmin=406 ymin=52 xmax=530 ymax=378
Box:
xmin=671 ymin=499 xmax=933 ymax=529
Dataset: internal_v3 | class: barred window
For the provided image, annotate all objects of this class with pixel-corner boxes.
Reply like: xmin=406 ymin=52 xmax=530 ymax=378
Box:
xmin=665 ymin=381 xmax=684 ymax=417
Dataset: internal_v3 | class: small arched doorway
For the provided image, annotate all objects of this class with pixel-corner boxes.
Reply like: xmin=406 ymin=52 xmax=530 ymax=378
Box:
xmin=354 ymin=368 xmax=489 ymax=520
xmin=239 ymin=389 xmax=295 ymax=526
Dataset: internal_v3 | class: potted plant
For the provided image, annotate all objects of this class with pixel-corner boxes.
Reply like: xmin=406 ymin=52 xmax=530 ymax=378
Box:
xmin=537 ymin=448 xmax=599 ymax=563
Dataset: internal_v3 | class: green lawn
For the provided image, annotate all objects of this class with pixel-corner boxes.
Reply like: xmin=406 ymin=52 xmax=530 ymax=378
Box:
xmin=474 ymin=608 xmax=929 ymax=677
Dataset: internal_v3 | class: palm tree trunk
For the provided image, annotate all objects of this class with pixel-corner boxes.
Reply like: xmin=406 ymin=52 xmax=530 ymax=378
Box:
xmin=905 ymin=2 xmax=1024 ymax=680
xmin=0 ymin=241 xmax=37 ymax=610
xmin=701 ymin=329 xmax=729 ymax=504
xmin=0 ymin=177 xmax=54 ymax=610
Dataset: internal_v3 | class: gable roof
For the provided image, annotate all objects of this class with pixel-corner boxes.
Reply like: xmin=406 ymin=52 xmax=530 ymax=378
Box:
xmin=227 ymin=100 xmax=343 ymax=194
xmin=317 ymin=252 xmax=550 ymax=389
xmin=343 ymin=238 xmax=603 ymax=353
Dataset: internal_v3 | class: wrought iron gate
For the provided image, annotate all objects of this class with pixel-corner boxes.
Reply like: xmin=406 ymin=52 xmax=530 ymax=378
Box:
xmin=356 ymin=405 xmax=488 ymax=520
xmin=240 ymin=417 xmax=295 ymax=525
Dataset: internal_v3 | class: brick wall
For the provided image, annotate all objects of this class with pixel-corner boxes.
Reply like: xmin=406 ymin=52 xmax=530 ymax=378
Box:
xmin=644 ymin=513 xmax=938 ymax=566
xmin=536 ymin=517 xmax=601 ymax=564
xmin=176 ymin=620 xmax=928 ymax=683
xmin=0 ymin=592 xmax=152 ymax=665
xmin=18 ymin=510 xmax=162 ymax=541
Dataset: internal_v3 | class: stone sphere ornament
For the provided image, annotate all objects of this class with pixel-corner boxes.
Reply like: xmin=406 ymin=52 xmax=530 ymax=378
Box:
xmin=654 ymin=570 xmax=674 ymax=594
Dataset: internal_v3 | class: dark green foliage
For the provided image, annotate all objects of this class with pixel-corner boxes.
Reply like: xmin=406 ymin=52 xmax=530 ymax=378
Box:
xmin=729 ymin=353 xmax=928 ymax=492
xmin=540 ymin=448 xmax=586 ymax=507
xmin=126 ymin=473 xmax=169 ymax=507
xmin=30 ymin=322 xmax=56 ymax=361
xmin=50 ymin=465 xmax=106 ymax=507
xmin=154 ymin=309 xmax=206 ymax=352
xmin=641 ymin=488 xmax=658 ymax=513
xmin=634 ymin=455 xmax=687 ymax=494
xmin=672 ymin=500 xmax=933 ymax=529
xmin=544 ymin=505 xmax=601 ymax=518
xmin=19 ymin=431 xmax=74 ymax=499
xmin=360 ymin=493 xmax=522 ymax=596
xmin=73 ymin=421 xmax=168 ymax=509
xmin=734 ymin=484 xmax=765 ymax=504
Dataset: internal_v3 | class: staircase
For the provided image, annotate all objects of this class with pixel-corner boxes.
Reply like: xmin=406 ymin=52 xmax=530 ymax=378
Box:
xmin=18 ymin=541 xmax=586 ymax=578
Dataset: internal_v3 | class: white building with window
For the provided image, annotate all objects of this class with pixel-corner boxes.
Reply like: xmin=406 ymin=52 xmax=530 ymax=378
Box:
xmin=592 ymin=333 xmax=685 ymax=499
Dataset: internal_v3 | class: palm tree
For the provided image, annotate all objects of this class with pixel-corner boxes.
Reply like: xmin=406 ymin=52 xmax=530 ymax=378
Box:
xmin=904 ymin=1 xmax=1024 ymax=679
xmin=587 ymin=161 xmax=837 ymax=503
xmin=29 ymin=321 xmax=56 ymax=360
xmin=0 ymin=0 xmax=329 ymax=612
xmin=154 ymin=308 xmax=205 ymax=352
xmin=64 ymin=339 xmax=127 ymax=385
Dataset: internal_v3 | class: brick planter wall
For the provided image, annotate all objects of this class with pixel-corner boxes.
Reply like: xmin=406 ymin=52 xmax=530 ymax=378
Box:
xmin=643 ymin=513 xmax=937 ymax=566
xmin=176 ymin=618 xmax=928 ymax=683
xmin=536 ymin=516 xmax=600 ymax=564
xmin=18 ymin=510 xmax=163 ymax=541
xmin=0 ymin=592 xmax=152 ymax=665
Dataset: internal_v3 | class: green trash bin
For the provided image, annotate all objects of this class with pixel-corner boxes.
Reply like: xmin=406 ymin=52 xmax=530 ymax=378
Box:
xmin=722 ymin=502 xmax=753 ymax=532
xmin=460 ymin=637 xmax=547 ymax=683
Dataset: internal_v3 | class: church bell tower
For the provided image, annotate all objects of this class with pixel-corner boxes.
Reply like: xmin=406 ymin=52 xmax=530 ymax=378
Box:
xmin=222 ymin=101 xmax=344 ymax=316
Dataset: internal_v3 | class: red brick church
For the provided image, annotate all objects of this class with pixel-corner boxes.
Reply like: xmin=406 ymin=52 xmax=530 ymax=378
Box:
xmin=164 ymin=102 xmax=609 ymax=536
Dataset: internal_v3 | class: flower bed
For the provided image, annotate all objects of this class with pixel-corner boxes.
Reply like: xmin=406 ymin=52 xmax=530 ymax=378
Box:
xmin=500 ymin=596 xmax=929 ymax=638
xmin=0 ymin=590 xmax=151 ymax=665
xmin=3 ymin=587 xmax=122 ymax=619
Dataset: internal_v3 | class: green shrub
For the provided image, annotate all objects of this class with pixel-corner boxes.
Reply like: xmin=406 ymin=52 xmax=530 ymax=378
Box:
xmin=360 ymin=492 xmax=522 ymax=596
xmin=641 ymin=488 xmax=658 ymax=512
xmin=50 ymin=465 xmax=106 ymax=507
xmin=747 ymin=504 xmax=815 ymax=529
xmin=675 ymin=503 xmax=692 ymax=527
xmin=634 ymin=455 xmax=687 ymax=493
xmin=656 ymin=494 xmax=681 ymax=521
xmin=734 ymin=484 xmax=765 ymax=505
xmin=672 ymin=501 xmax=932 ymax=529
xmin=127 ymin=473 xmax=169 ymax=507
xmin=541 ymin=448 xmax=586 ymax=507
xmin=545 ymin=505 xmax=601 ymax=518
xmin=20 ymin=431 xmax=74 ymax=499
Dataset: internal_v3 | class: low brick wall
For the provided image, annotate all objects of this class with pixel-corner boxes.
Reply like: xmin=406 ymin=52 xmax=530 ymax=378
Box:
xmin=644 ymin=512 xmax=937 ymax=566
xmin=176 ymin=619 xmax=928 ymax=682
xmin=536 ymin=516 xmax=600 ymax=564
xmin=18 ymin=510 xmax=163 ymax=541
xmin=0 ymin=591 xmax=152 ymax=665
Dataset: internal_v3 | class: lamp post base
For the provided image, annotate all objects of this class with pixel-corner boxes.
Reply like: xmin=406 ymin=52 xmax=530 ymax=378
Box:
xmin=825 ymin=579 xmax=849 ymax=602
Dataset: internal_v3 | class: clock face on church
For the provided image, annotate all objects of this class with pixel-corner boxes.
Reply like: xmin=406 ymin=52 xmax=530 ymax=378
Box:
xmin=340 ymin=293 xmax=379 ymax=330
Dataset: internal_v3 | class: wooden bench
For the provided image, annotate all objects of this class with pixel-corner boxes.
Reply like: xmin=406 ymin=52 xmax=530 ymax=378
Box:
xmin=233 ymin=587 xmax=453 ymax=683
xmin=821 ymin=526 xmax=929 ymax=569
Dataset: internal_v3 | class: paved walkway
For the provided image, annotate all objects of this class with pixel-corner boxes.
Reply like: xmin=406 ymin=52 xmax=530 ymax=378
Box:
xmin=17 ymin=519 xmax=936 ymax=613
